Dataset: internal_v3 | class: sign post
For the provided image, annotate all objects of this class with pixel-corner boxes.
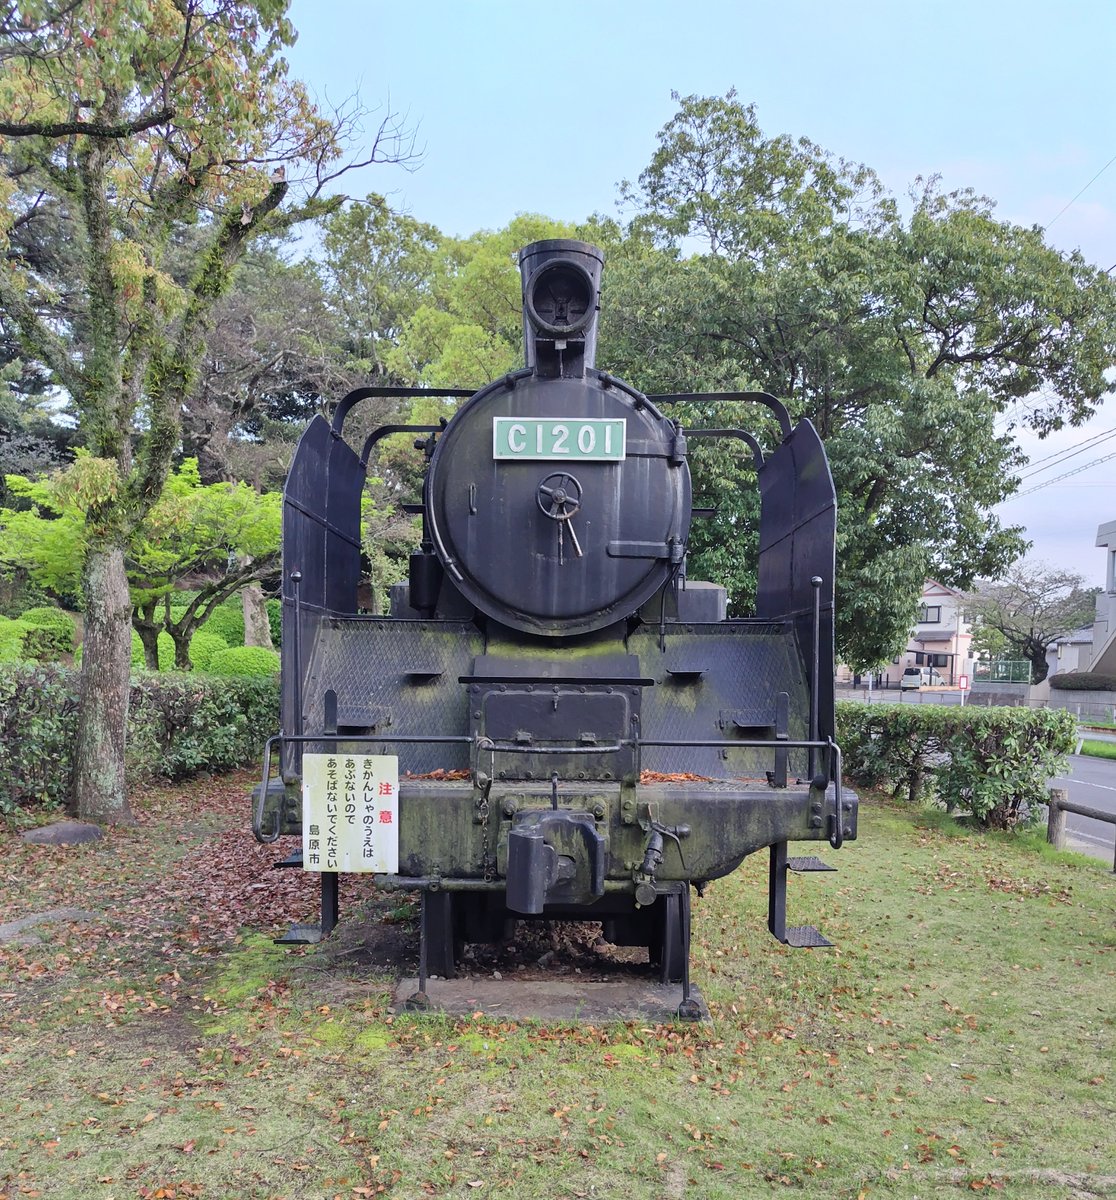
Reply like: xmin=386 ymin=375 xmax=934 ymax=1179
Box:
xmin=958 ymin=673 xmax=970 ymax=707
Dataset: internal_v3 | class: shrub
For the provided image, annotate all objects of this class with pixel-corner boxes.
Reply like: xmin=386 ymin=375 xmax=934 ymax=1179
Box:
xmin=0 ymin=663 xmax=279 ymax=812
xmin=19 ymin=606 xmax=76 ymax=657
xmin=81 ymin=628 xmax=232 ymax=671
xmin=188 ymin=630 xmax=230 ymax=671
xmin=0 ymin=664 xmax=79 ymax=813
xmin=206 ymin=645 xmax=280 ymax=677
xmin=203 ymin=603 xmax=246 ymax=647
xmin=1049 ymin=671 xmax=1116 ymax=691
xmin=0 ymin=617 xmax=33 ymax=664
xmin=837 ymin=701 xmax=1077 ymax=830
xmin=267 ymin=597 xmax=281 ymax=646
xmin=127 ymin=673 xmax=280 ymax=780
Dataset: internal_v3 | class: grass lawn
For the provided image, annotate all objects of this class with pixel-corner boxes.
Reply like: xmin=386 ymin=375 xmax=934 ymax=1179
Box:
xmin=1079 ymin=739 xmax=1116 ymax=762
xmin=1 ymin=775 xmax=1113 ymax=1199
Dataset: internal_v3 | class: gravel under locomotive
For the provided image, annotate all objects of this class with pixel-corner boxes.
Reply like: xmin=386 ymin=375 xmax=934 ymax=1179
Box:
xmin=253 ymin=239 xmax=857 ymax=1013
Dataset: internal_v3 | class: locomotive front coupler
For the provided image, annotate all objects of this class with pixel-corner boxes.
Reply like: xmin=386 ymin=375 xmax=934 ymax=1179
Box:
xmin=634 ymin=811 xmax=691 ymax=907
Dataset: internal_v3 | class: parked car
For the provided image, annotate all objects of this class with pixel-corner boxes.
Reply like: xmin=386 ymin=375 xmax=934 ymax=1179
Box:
xmin=901 ymin=666 xmax=946 ymax=689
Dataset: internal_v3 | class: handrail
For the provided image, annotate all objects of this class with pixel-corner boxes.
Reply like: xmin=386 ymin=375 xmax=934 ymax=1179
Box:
xmin=647 ymin=391 xmax=794 ymax=440
xmin=330 ymin=386 xmax=473 ymax=436
xmin=685 ymin=428 xmax=765 ymax=471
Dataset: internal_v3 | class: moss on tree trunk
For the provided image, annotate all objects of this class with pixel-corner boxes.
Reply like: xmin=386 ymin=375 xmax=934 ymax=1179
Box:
xmin=72 ymin=544 xmax=135 ymax=824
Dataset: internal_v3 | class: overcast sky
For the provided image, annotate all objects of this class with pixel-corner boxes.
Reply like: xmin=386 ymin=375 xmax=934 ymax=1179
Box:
xmin=284 ymin=0 xmax=1115 ymax=586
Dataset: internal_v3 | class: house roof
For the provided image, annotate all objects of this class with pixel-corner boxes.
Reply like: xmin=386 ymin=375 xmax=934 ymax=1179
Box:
xmin=1049 ymin=627 xmax=1094 ymax=647
xmin=923 ymin=579 xmax=964 ymax=598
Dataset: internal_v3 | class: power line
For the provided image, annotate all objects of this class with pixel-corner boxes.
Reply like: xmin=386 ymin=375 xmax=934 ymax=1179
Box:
xmin=1046 ymin=151 xmax=1116 ymax=229
xmin=1014 ymin=448 xmax=1116 ymax=496
xmin=1017 ymin=425 xmax=1116 ymax=479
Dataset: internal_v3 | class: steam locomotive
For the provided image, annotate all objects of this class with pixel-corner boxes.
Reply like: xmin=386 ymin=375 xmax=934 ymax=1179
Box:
xmin=253 ymin=239 xmax=857 ymax=1016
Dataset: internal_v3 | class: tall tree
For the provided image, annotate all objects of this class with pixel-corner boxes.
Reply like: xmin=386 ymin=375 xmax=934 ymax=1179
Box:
xmin=605 ymin=92 xmax=1116 ymax=667
xmin=0 ymin=0 xmax=409 ymax=821
xmin=0 ymin=456 xmax=280 ymax=667
xmin=966 ymin=562 xmax=1098 ymax=684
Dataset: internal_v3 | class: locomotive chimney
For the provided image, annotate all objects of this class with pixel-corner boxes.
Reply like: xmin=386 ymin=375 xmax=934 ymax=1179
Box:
xmin=518 ymin=239 xmax=604 ymax=378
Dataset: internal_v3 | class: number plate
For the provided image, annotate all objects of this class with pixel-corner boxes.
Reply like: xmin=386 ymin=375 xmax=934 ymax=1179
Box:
xmin=492 ymin=417 xmax=626 ymax=461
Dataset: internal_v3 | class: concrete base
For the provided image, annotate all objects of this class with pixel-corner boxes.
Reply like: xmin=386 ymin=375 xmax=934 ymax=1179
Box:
xmin=392 ymin=976 xmax=709 ymax=1022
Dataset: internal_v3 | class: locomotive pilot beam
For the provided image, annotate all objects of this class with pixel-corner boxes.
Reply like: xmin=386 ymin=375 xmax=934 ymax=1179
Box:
xmin=252 ymin=239 xmax=858 ymax=1016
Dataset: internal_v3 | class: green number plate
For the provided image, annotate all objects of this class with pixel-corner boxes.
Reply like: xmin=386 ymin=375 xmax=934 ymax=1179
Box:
xmin=492 ymin=417 xmax=626 ymax=461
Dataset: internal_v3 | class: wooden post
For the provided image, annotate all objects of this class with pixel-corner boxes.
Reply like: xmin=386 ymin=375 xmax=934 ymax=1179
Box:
xmin=1047 ymin=787 xmax=1068 ymax=850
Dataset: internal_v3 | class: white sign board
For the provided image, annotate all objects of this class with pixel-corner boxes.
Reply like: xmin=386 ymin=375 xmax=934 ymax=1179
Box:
xmin=958 ymin=674 xmax=970 ymax=691
xmin=302 ymin=753 xmax=399 ymax=873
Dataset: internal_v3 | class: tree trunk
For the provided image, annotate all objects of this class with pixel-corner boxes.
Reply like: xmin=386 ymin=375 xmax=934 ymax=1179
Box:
xmin=134 ymin=601 xmax=160 ymax=670
xmin=242 ymin=578 xmax=274 ymax=649
xmin=1025 ymin=636 xmax=1050 ymax=684
xmin=171 ymin=626 xmax=192 ymax=670
xmin=72 ymin=543 xmax=134 ymax=824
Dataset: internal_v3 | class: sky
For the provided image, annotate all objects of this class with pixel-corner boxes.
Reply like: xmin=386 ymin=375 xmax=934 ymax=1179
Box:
xmin=284 ymin=0 xmax=1116 ymax=586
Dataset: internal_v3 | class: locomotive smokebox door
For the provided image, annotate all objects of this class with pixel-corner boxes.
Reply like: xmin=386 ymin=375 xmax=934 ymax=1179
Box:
xmin=426 ymin=372 xmax=692 ymax=637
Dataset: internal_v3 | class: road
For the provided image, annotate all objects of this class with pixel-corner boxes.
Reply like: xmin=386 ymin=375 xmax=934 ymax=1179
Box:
xmin=1051 ymin=752 xmax=1116 ymax=868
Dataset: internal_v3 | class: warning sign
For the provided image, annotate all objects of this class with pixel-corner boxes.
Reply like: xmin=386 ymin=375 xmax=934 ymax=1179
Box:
xmin=302 ymin=753 xmax=399 ymax=873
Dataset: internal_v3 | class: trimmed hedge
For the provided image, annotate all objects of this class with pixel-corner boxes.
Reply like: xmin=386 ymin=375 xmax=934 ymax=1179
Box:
xmin=0 ymin=610 xmax=78 ymax=662
xmin=0 ymin=664 xmax=279 ymax=814
xmin=0 ymin=617 xmax=33 ymax=663
xmin=1049 ymin=671 xmax=1116 ymax=691
xmin=19 ymin=607 xmax=76 ymax=657
xmin=206 ymin=645 xmax=280 ymax=677
xmin=837 ymin=701 xmax=1077 ymax=830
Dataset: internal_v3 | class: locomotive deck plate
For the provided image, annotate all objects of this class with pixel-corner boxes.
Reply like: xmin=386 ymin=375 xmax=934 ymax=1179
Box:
xmin=392 ymin=976 xmax=709 ymax=1023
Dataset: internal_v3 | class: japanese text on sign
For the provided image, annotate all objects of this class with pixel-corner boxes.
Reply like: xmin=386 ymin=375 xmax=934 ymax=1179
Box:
xmin=302 ymin=753 xmax=398 ymax=873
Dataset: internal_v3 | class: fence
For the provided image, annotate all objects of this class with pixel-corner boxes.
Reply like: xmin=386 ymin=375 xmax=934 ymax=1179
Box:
xmin=1046 ymin=690 xmax=1116 ymax=725
xmin=1047 ymin=787 xmax=1116 ymax=873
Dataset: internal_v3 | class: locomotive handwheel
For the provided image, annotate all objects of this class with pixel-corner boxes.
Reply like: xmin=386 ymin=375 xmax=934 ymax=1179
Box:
xmin=536 ymin=472 xmax=582 ymax=521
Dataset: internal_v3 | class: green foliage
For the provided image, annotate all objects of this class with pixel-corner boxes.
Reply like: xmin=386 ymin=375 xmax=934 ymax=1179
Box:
xmin=388 ymin=213 xmax=578 ymax=389
xmin=189 ymin=630 xmax=230 ymax=672
xmin=199 ymin=603 xmax=247 ymax=647
xmin=1049 ymin=671 xmax=1116 ymax=691
xmin=838 ymin=701 xmax=1077 ymax=829
xmin=126 ymin=673 xmax=280 ymax=781
xmin=1079 ymin=739 xmax=1116 ymax=761
xmin=0 ymin=617 xmax=32 ymax=663
xmin=0 ymin=664 xmax=78 ymax=812
xmin=79 ymin=628 xmax=230 ymax=672
xmin=0 ymin=664 xmax=279 ymax=811
xmin=0 ymin=459 xmax=280 ymax=666
xmin=0 ymin=609 xmax=77 ymax=662
xmin=266 ymin=598 xmax=281 ymax=646
xmin=966 ymin=563 xmax=1098 ymax=684
xmin=18 ymin=605 xmax=75 ymax=656
xmin=206 ymin=645 xmax=280 ymax=677
xmin=605 ymin=92 xmax=1116 ymax=666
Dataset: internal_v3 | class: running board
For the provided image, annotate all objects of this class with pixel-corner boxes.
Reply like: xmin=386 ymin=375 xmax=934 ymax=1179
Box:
xmin=768 ymin=842 xmax=836 ymax=948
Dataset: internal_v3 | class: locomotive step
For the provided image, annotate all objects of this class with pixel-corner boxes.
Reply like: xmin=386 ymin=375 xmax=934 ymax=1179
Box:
xmin=273 ymin=849 xmax=303 ymax=869
xmin=785 ymin=855 xmax=836 ymax=873
xmin=783 ymin=925 xmax=834 ymax=948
